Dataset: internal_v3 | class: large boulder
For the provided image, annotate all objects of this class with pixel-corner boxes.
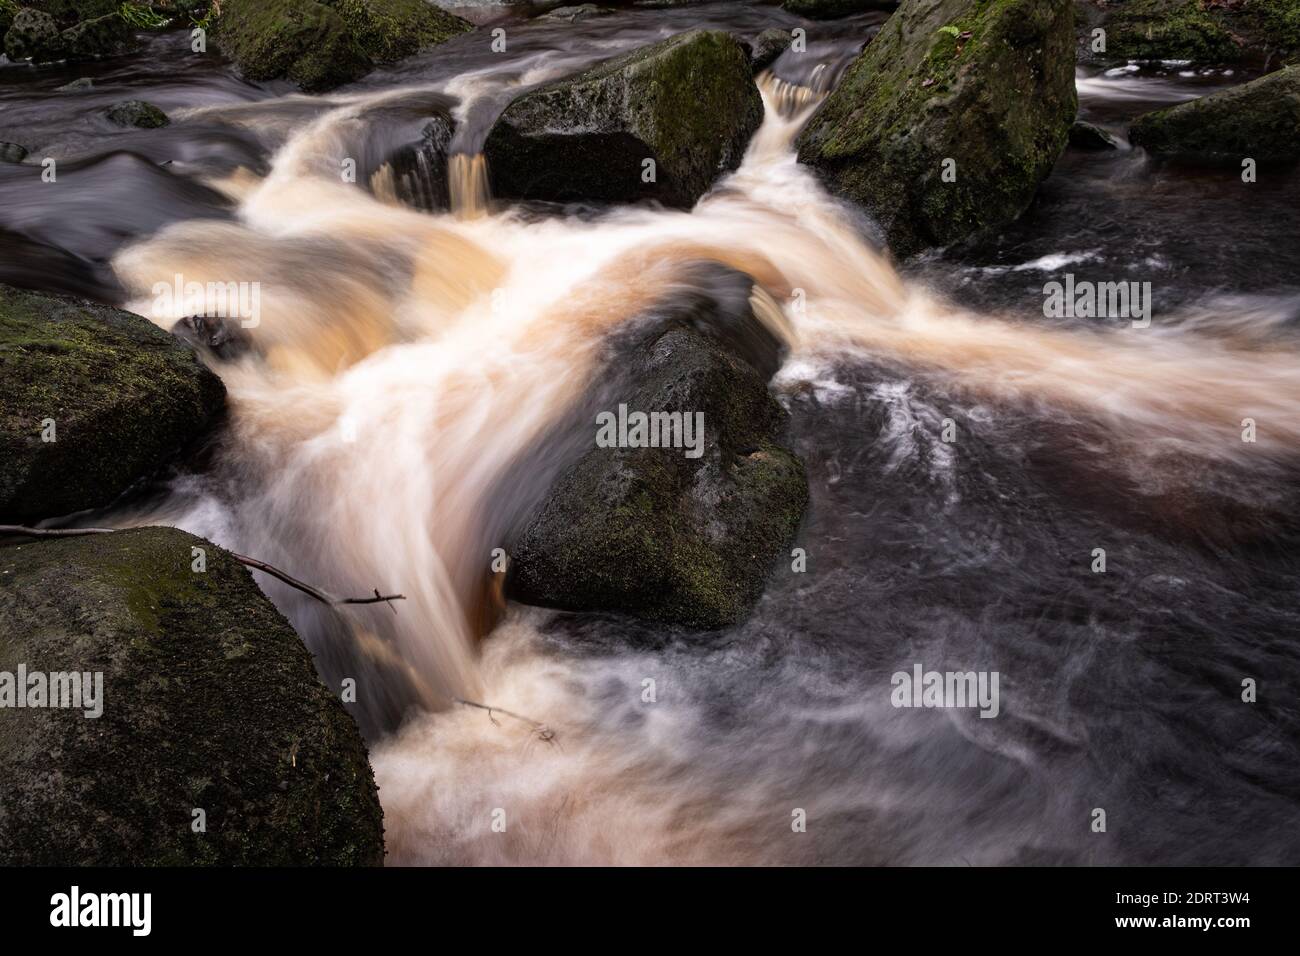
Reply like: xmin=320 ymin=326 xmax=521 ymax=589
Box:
xmin=0 ymin=285 xmax=226 ymax=524
xmin=1129 ymin=66 xmax=1300 ymax=161
xmin=214 ymin=0 xmax=473 ymax=93
xmin=483 ymin=30 xmax=763 ymax=209
xmin=0 ymin=526 xmax=385 ymax=865
xmin=1091 ymin=0 xmax=1300 ymax=66
xmin=508 ymin=318 xmax=808 ymax=630
xmin=3 ymin=8 xmax=65 ymax=62
xmin=795 ymin=0 xmax=1077 ymax=257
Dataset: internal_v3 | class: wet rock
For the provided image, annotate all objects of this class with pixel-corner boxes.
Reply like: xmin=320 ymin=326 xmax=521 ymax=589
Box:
xmin=214 ymin=0 xmax=473 ymax=93
xmin=3 ymin=9 xmax=65 ymax=62
xmin=749 ymin=27 xmax=792 ymax=72
xmin=0 ymin=143 xmax=28 ymax=164
xmin=61 ymin=11 xmax=136 ymax=59
xmin=373 ymin=112 xmax=454 ymax=211
xmin=483 ymin=30 xmax=763 ymax=209
xmin=796 ymin=0 xmax=1077 ymax=257
xmin=543 ymin=4 xmax=611 ymax=20
xmin=170 ymin=313 xmax=254 ymax=361
xmin=1091 ymin=0 xmax=1300 ymax=66
xmin=0 ymin=285 xmax=226 ymax=524
xmin=1129 ymin=65 xmax=1300 ymax=161
xmin=105 ymin=99 xmax=170 ymax=128
xmin=55 ymin=76 xmax=94 ymax=92
xmin=0 ymin=526 xmax=385 ymax=865
xmin=509 ymin=317 xmax=808 ymax=630
xmin=783 ymin=0 xmax=898 ymax=17
xmin=1070 ymin=119 xmax=1122 ymax=150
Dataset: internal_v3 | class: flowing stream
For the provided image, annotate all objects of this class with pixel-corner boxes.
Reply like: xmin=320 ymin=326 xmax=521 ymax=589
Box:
xmin=2 ymin=3 xmax=1298 ymax=865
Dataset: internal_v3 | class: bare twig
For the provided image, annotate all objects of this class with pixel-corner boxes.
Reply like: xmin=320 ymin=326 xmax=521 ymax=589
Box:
xmin=453 ymin=697 xmax=556 ymax=744
xmin=0 ymin=524 xmax=405 ymax=610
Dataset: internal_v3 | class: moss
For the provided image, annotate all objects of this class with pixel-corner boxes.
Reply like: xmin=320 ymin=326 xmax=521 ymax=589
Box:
xmin=797 ymin=0 xmax=1077 ymax=255
xmin=484 ymin=30 xmax=762 ymax=208
xmin=0 ymin=285 xmax=226 ymax=524
xmin=0 ymin=527 xmax=385 ymax=865
xmin=509 ymin=326 xmax=807 ymax=630
xmin=1105 ymin=0 xmax=1243 ymax=62
xmin=214 ymin=0 xmax=471 ymax=93
xmin=1129 ymin=64 xmax=1300 ymax=160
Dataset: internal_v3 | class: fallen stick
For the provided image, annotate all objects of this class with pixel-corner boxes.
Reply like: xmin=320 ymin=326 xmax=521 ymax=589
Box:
xmin=454 ymin=697 xmax=556 ymax=744
xmin=0 ymin=524 xmax=405 ymax=610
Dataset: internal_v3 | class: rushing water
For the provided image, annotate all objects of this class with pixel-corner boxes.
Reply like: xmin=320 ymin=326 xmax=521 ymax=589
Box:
xmin=2 ymin=4 xmax=1298 ymax=865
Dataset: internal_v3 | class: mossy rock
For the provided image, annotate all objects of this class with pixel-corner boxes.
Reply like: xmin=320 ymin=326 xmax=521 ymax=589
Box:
xmin=3 ymin=8 xmax=65 ymax=62
xmin=1101 ymin=0 xmax=1243 ymax=62
xmin=214 ymin=0 xmax=473 ymax=93
xmin=508 ymin=323 xmax=808 ymax=630
xmin=1095 ymin=0 xmax=1300 ymax=65
xmin=483 ymin=30 xmax=763 ymax=209
xmin=105 ymin=99 xmax=170 ymax=128
xmin=0 ymin=285 xmax=226 ymax=524
xmin=62 ymin=11 xmax=136 ymax=59
xmin=796 ymin=0 xmax=1078 ymax=257
xmin=0 ymin=527 xmax=385 ymax=865
xmin=749 ymin=26 xmax=793 ymax=72
xmin=1129 ymin=65 xmax=1300 ymax=160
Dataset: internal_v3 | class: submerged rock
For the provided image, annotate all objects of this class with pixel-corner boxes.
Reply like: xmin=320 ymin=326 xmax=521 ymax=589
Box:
xmin=0 ymin=143 xmax=28 ymax=164
xmin=373 ymin=112 xmax=454 ymax=211
xmin=749 ymin=27 xmax=792 ymax=72
xmin=0 ymin=526 xmax=385 ymax=865
xmin=1130 ymin=66 xmax=1300 ymax=160
xmin=796 ymin=0 xmax=1077 ymax=256
xmin=105 ymin=99 xmax=170 ymax=128
xmin=56 ymin=77 xmax=95 ymax=92
xmin=483 ymin=30 xmax=763 ymax=209
xmin=4 ymin=9 xmax=64 ymax=62
xmin=1070 ymin=120 xmax=1122 ymax=150
xmin=0 ymin=285 xmax=226 ymax=524
xmin=215 ymin=0 xmax=473 ymax=93
xmin=509 ymin=316 xmax=808 ymax=630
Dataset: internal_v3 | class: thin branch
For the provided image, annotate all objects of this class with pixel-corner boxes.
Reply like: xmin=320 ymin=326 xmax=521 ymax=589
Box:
xmin=453 ymin=697 xmax=556 ymax=744
xmin=0 ymin=524 xmax=405 ymax=610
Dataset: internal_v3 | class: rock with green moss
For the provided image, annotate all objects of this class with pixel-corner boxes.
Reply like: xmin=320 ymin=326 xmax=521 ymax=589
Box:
xmin=0 ymin=285 xmax=225 ymax=524
xmin=62 ymin=11 xmax=136 ymax=58
xmin=3 ymin=8 xmax=65 ymax=61
xmin=508 ymin=324 xmax=808 ymax=630
xmin=105 ymin=98 xmax=170 ymax=128
xmin=483 ymin=30 xmax=763 ymax=209
xmin=0 ymin=142 xmax=27 ymax=164
xmin=1100 ymin=0 xmax=1243 ymax=62
xmin=1130 ymin=65 xmax=1300 ymax=160
xmin=749 ymin=26 xmax=793 ymax=71
xmin=214 ymin=0 xmax=473 ymax=93
xmin=796 ymin=0 xmax=1077 ymax=256
xmin=0 ymin=526 xmax=385 ymax=865
xmin=1092 ymin=0 xmax=1300 ymax=65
